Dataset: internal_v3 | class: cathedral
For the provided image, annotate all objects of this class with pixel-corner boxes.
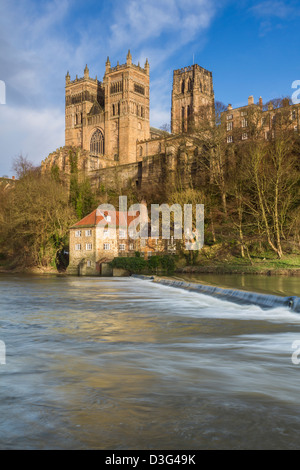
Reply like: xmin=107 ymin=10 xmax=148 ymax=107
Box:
xmin=42 ymin=50 xmax=215 ymax=175
xmin=42 ymin=50 xmax=299 ymax=184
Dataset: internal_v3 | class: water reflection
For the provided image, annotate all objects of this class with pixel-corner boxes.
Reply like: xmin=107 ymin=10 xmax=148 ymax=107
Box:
xmin=0 ymin=275 xmax=300 ymax=449
xmin=172 ymin=273 xmax=300 ymax=297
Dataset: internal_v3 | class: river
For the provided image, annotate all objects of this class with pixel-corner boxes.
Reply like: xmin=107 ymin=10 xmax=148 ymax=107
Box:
xmin=0 ymin=273 xmax=300 ymax=450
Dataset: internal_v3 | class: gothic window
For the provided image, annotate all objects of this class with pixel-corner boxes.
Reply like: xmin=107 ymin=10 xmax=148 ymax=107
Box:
xmin=181 ymin=80 xmax=185 ymax=94
xmin=134 ymin=83 xmax=145 ymax=95
xmin=182 ymin=106 xmax=185 ymax=132
xmin=112 ymin=104 xmax=115 ymax=116
xmin=188 ymin=78 xmax=193 ymax=92
xmin=110 ymin=81 xmax=123 ymax=94
xmin=90 ymin=129 xmax=104 ymax=155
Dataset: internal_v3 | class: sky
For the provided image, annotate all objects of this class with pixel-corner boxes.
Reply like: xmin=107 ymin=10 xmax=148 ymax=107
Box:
xmin=0 ymin=0 xmax=300 ymax=177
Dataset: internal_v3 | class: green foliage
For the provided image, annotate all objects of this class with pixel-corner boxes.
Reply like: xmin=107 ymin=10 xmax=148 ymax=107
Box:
xmin=110 ymin=254 xmax=176 ymax=275
xmin=0 ymin=170 xmax=77 ymax=269
xmin=110 ymin=256 xmax=147 ymax=274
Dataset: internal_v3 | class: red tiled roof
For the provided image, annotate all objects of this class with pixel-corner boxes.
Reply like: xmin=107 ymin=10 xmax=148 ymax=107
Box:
xmin=72 ymin=209 xmax=141 ymax=228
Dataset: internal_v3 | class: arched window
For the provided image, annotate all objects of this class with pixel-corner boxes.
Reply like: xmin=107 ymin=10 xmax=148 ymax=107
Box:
xmin=112 ymin=104 xmax=115 ymax=116
xmin=90 ymin=129 xmax=104 ymax=155
xmin=188 ymin=78 xmax=193 ymax=92
xmin=181 ymin=80 xmax=185 ymax=94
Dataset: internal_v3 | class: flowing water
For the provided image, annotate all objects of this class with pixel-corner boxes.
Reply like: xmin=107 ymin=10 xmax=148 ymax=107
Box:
xmin=171 ymin=273 xmax=300 ymax=297
xmin=0 ymin=273 xmax=300 ymax=450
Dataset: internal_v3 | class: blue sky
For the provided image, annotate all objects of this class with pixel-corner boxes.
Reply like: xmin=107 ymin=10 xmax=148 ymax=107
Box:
xmin=0 ymin=0 xmax=300 ymax=177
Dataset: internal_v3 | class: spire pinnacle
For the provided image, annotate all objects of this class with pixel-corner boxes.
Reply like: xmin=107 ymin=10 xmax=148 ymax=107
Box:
xmin=126 ymin=49 xmax=132 ymax=65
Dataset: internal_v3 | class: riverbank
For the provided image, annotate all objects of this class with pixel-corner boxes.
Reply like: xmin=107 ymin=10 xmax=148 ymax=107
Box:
xmin=0 ymin=253 xmax=299 ymax=276
xmin=176 ymin=254 xmax=300 ymax=276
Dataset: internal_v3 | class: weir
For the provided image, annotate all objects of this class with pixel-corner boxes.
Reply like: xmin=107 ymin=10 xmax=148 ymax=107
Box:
xmin=131 ymin=275 xmax=300 ymax=313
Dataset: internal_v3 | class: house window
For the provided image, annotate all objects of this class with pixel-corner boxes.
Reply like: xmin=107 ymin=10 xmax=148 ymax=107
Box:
xmin=85 ymin=230 xmax=92 ymax=237
xmin=86 ymin=243 xmax=92 ymax=251
xmin=241 ymin=111 xmax=247 ymax=116
xmin=242 ymin=132 xmax=248 ymax=140
xmin=226 ymin=114 xmax=233 ymax=120
xmin=87 ymin=260 xmax=92 ymax=267
xmin=75 ymin=244 xmax=81 ymax=251
xmin=119 ymin=244 xmax=125 ymax=251
xmin=227 ymin=122 xmax=233 ymax=131
xmin=104 ymin=243 xmax=110 ymax=250
xmin=129 ymin=243 xmax=134 ymax=250
xmin=227 ymin=135 xmax=233 ymax=143
xmin=241 ymin=119 xmax=248 ymax=128
xmin=119 ymin=229 xmax=126 ymax=239
xmin=75 ymin=230 xmax=81 ymax=237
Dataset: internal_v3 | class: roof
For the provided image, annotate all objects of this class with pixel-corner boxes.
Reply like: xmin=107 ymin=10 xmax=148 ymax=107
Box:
xmin=71 ymin=209 xmax=141 ymax=229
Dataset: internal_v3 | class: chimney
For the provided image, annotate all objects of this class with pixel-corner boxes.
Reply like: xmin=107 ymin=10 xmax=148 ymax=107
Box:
xmin=228 ymin=104 xmax=232 ymax=110
xmin=248 ymin=95 xmax=254 ymax=105
xmin=259 ymin=96 xmax=263 ymax=109
xmin=12 ymin=176 xmax=15 ymax=180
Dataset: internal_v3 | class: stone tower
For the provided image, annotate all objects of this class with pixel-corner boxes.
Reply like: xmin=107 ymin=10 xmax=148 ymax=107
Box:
xmin=171 ymin=64 xmax=215 ymax=134
xmin=65 ymin=66 xmax=104 ymax=151
xmin=102 ymin=50 xmax=150 ymax=164
xmin=64 ymin=51 xmax=150 ymax=168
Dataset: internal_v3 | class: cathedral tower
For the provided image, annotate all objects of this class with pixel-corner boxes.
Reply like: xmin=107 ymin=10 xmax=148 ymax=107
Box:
xmin=65 ymin=66 xmax=104 ymax=153
xmin=171 ymin=64 xmax=215 ymax=134
xmin=103 ymin=50 xmax=150 ymax=164
xmin=64 ymin=52 xmax=150 ymax=167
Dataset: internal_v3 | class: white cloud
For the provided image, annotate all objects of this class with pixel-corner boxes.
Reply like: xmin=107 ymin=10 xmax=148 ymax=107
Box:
xmin=109 ymin=0 xmax=217 ymax=63
xmin=250 ymin=1 xmax=298 ymax=19
xmin=0 ymin=0 xmax=221 ymax=175
xmin=0 ymin=105 xmax=65 ymax=176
